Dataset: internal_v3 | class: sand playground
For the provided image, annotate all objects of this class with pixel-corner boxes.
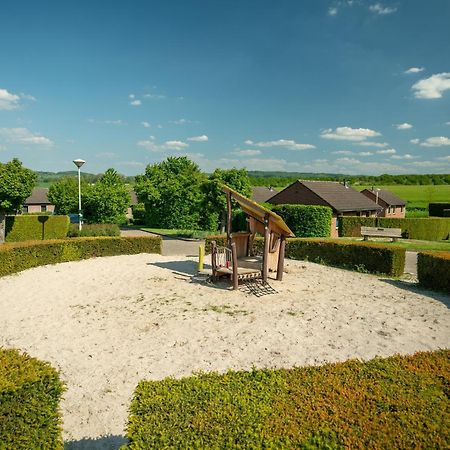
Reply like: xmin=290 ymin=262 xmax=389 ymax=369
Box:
xmin=1 ymin=253 xmax=449 ymax=448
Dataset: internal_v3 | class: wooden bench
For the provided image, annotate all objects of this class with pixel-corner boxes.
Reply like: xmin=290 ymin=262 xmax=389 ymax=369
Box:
xmin=361 ymin=226 xmax=402 ymax=242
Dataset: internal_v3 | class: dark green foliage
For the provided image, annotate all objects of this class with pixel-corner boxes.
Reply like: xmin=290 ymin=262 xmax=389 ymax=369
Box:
xmin=204 ymin=235 xmax=405 ymax=276
xmin=285 ymin=239 xmax=405 ymax=276
xmin=135 ymin=157 xmax=207 ymax=229
xmin=0 ymin=348 xmax=65 ymax=449
xmin=5 ymin=215 xmax=69 ymax=242
xmin=124 ymin=350 xmax=450 ymax=449
xmin=418 ymin=252 xmax=450 ymax=293
xmin=47 ymin=176 xmax=81 ymax=214
xmin=338 ymin=216 xmax=377 ymax=237
xmin=67 ymin=223 xmax=120 ymax=237
xmin=231 ymin=210 xmax=248 ymax=232
xmin=429 ymin=203 xmax=450 ymax=217
xmin=272 ymin=204 xmax=332 ymax=237
xmin=131 ymin=203 xmax=146 ymax=225
xmin=339 ymin=216 xmax=450 ymax=241
xmin=0 ymin=236 xmax=162 ymax=277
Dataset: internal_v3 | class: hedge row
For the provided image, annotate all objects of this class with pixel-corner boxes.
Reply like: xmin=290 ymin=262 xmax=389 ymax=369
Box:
xmin=271 ymin=204 xmax=332 ymax=237
xmin=67 ymin=223 xmax=121 ymax=237
xmin=0 ymin=236 xmax=162 ymax=277
xmin=5 ymin=215 xmax=70 ymax=242
xmin=418 ymin=251 xmax=450 ymax=293
xmin=0 ymin=348 xmax=65 ymax=449
xmin=205 ymin=235 xmax=405 ymax=276
xmin=124 ymin=350 xmax=449 ymax=449
xmin=339 ymin=216 xmax=450 ymax=241
xmin=429 ymin=203 xmax=450 ymax=217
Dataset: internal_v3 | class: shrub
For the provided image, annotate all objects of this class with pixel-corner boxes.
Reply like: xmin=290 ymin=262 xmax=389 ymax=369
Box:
xmin=205 ymin=235 xmax=405 ymax=276
xmin=339 ymin=216 xmax=450 ymax=241
xmin=67 ymin=223 xmax=120 ymax=237
xmin=272 ymin=204 xmax=332 ymax=237
xmin=429 ymin=203 xmax=450 ymax=217
xmin=124 ymin=350 xmax=449 ymax=449
xmin=418 ymin=251 xmax=450 ymax=293
xmin=131 ymin=203 xmax=146 ymax=225
xmin=0 ymin=236 xmax=162 ymax=277
xmin=0 ymin=348 xmax=65 ymax=449
xmin=5 ymin=215 xmax=69 ymax=242
xmin=286 ymin=238 xmax=405 ymax=276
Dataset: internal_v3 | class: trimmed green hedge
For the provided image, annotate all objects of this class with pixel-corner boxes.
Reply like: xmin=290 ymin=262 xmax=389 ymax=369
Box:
xmin=124 ymin=350 xmax=449 ymax=449
xmin=205 ymin=235 xmax=405 ymax=276
xmin=272 ymin=204 xmax=332 ymax=237
xmin=68 ymin=223 xmax=120 ymax=237
xmin=0 ymin=348 xmax=65 ymax=449
xmin=429 ymin=203 xmax=450 ymax=217
xmin=339 ymin=216 xmax=450 ymax=241
xmin=5 ymin=215 xmax=69 ymax=242
xmin=418 ymin=251 xmax=450 ymax=293
xmin=0 ymin=236 xmax=162 ymax=277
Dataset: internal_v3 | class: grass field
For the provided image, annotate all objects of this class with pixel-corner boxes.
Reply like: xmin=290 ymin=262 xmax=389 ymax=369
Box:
xmin=339 ymin=238 xmax=450 ymax=253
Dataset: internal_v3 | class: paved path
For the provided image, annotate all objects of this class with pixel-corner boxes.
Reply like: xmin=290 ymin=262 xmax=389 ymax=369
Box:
xmin=405 ymin=251 xmax=418 ymax=277
xmin=120 ymin=228 xmax=156 ymax=237
xmin=161 ymin=237 xmax=204 ymax=256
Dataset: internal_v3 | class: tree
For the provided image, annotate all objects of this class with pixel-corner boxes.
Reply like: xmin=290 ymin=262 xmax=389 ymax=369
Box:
xmin=83 ymin=168 xmax=130 ymax=224
xmin=47 ymin=177 xmax=81 ymax=215
xmin=135 ymin=156 xmax=207 ymax=229
xmin=201 ymin=168 xmax=252 ymax=231
xmin=0 ymin=158 xmax=37 ymax=242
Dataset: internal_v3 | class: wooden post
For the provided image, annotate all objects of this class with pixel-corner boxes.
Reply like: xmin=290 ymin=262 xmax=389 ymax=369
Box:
xmin=262 ymin=215 xmax=270 ymax=283
xmin=231 ymin=242 xmax=238 ymax=290
xmin=226 ymin=192 xmax=232 ymax=246
xmin=0 ymin=213 xmax=5 ymax=244
xmin=276 ymin=235 xmax=286 ymax=281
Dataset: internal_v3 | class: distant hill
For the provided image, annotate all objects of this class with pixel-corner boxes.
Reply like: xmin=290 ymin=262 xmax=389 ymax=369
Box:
xmin=35 ymin=171 xmax=135 ymax=187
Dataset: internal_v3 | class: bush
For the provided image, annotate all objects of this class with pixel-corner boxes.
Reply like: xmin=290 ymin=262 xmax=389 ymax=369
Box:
xmin=418 ymin=251 xmax=450 ymax=293
xmin=429 ymin=203 xmax=450 ymax=217
xmin=339 ymin=216 xmax=450 ymax=241
xmin=272 ymin=204 xmax=332 ymax=237
xmin=131 ymin=203 xmax=146 ymax=225
xmin=205 ymin=235 xmax=405 ymax=276
xmin=124 ymin=350 xmax=449 ymax=449
xmin=0 ymin=236 xmax=162 ymax=277
xmin=0 ymin=348 xmax=65 ymax=449
xmin=5 ymin=215 xmax=69 ymax=242
xmin=68 ymin=223 xmax=120 ymax=237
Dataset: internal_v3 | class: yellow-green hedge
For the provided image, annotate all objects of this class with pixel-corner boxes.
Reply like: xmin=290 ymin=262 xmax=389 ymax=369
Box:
xmin=205 ymin=235 xmax=405 ymax=276
xmin=5 ymin=215 xmax=70 ymax=242
xmin=0 ymin=348 xmax=65 ymax=449
xmin=124 ymin=350 xmax=449 ymax=449
xmin=0 ymin=236 xmax=162 ymax=277
xmin=418 ymin=251 xmax=450 ymax=293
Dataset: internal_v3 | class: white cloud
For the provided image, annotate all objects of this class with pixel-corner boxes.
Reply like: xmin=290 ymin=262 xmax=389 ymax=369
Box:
xmin=328 ymin=7 xmax=338 ymax=16
xmin=358 ymin=151 xmax=374 ymax=156
xmin=0 ymin=89 xmax=21 ymax=110
xmin=415 ymin=136 xmax=450 ymax=147
xmin=88 ymin=118 xmax=123 ymax=125
xmin=376 ymin=148 xmax=396 ymax=155
xmin=137 ymin=139 xmax=189 ymax=152
xmin=412 ymin=73 xmax=450 ymax=99
xmin=332 ymin=150 xmax=354 ymax=155
xmin=143 ymin=93 xmax=166 ymax=99
xmin=446 ymin=121 xmax=450 ymax=125
xmin=404 ymin=67 xmax=425 ymax=74
xmin=170 ymin=118 xmax=197 ymax=125
xmin=130 ymin=99 xmax=142 ymax=106
xmin=187 ymin=135 xmax=208 ymax=142
xmin=0 ymin=127 xmax=53 ymax=146
xmin=357 ymin=141 xmax=389 ymax=148
xmin=244 ymin=138 xmax=315 ymax=150
xmin=369 ymin=3 xmax=397 ymax=15
xmin=231 ymin=149 xmax=262 ymax=156
xmin=391 ymin=154 xmax=416 ymax=160
xmin=129 ymin=94 xmax=135 ymax=99
xmin=395 ymin=122 xmax=413 ymax=130
xmin=437 ymin=155 xmax=450 ymax=161
xmin=410 ymin=138 xmax=420 ymax=144
xmin=141 ymin=121 xmax=151 ymax=128
xmin=19 ymin=93 xmax=36 ymax=101
xmin=117 ymin=161 xmax=146 ymax=167
xmin=321 ymin=126 xmax=381 ymax=141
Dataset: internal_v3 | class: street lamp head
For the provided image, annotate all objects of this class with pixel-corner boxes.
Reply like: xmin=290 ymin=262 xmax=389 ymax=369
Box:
xmin=73 ymin=159 xmax=86 ymax=169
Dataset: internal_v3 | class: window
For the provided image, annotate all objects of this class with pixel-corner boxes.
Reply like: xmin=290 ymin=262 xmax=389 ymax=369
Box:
xmin=41 ymin=205 xmax=47 ymax=212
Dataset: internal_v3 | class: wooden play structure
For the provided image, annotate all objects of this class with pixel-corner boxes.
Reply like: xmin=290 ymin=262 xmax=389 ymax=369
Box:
xmin=210 ymin=185 xmax=294 ymax=289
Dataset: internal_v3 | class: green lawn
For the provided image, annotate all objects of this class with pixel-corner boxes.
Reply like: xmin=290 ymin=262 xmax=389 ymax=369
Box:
xmin=339 ymin=237 xmax=450 ymax=252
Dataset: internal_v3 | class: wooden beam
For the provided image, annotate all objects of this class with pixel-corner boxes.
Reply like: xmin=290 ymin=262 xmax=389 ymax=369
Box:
xmin=262 ymin=215 xmax=270 ymax=283
xmin=231 ymin=242 xmax=239 ymax=290
xmin=276 ymin=235 xmax=286 ymax=281
xmin=226 ymin=191 xmax=232 ymax=248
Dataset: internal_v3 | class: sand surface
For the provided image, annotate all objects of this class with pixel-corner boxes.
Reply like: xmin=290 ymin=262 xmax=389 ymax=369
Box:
xmin=0 ymin=254 xmax=449 ymax=449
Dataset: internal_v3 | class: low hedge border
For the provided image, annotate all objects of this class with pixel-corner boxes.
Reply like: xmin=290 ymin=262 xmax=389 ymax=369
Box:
xmin=5 ymin=215 xmax=70 ymax=242
xmin=417 ymin=251 xmax=450 ymax=293
xmin=124 ymin=350 xmax=449 ymax=449
xmin=0 ymin=348 xmax=65 ymax=449
xmin=0 ymin=236 xmax=162 ymax=277
xmin=205 ymin=235 xmax=405 ymax=276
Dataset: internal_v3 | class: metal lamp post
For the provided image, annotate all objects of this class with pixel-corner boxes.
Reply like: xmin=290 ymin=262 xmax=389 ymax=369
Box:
xmin=73 ymin=159 xmax=85 ymax=231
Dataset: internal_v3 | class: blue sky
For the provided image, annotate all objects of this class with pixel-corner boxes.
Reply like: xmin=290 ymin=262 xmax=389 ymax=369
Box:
xmin=1 ymin=0 xmax=449 ymax=175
